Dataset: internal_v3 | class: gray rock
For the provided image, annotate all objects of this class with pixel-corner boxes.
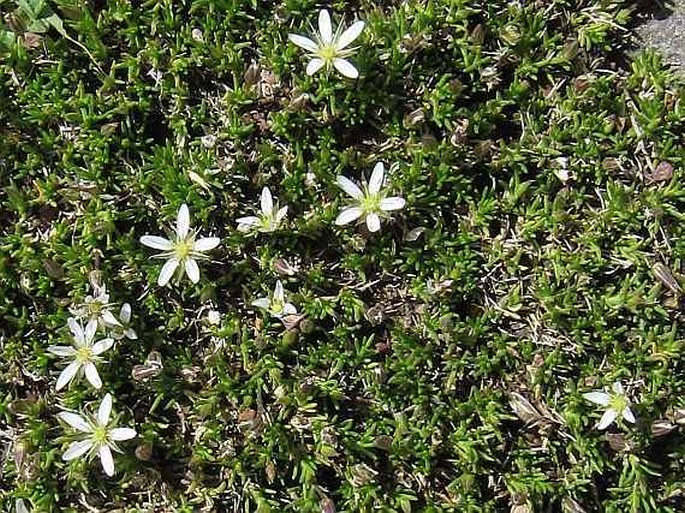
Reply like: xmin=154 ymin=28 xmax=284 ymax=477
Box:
xmin=635 ymin=0 xmax=685 ymax=73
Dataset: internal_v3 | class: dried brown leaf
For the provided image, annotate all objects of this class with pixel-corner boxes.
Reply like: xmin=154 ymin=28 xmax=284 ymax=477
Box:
xmin=653 ymin=263 xmax=682 ymax=295
xmin=509 ymin=392 xmax=543 ymax=425
xmin=562 ymin=497 xmax=587 ymax=513
xmin=651 ymin=420 xmax=676 ymax=437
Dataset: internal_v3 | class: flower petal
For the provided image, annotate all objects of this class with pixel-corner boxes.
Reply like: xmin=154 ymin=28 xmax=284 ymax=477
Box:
xmin=368 ymin=162 xmax=385 ymax=194
xmin=94 ymin=283 xmax=108 ymax=298
xmin=84 ymin=319 xmax=98 ymax=344
xmin=140 ymin=236 xmax=174 ymax=251
xmin=276 ymin=206 xmax=288 ymax=222
xmin=623 ymin=407 xmax=636 ymax=424
xmin=158 ymin=258 xmax=179 ymax=287
xmin=92 ymin=338 xmax=114 ymax=356
xmin=612 ymin=382 xmax=624 ymax=395
xmin=283 ymin=303 xmax=297 ymax=315
xmin=58 ymin=412 xmax=92 ymax=432
xmin=102 ymin=310 xmax=122 ymax=327
xmin=15 ymin=499 xmax=29 ymax=513
xmin=260 ymin=187 xmax=273 ymax=216
xmin=236 ymin=216 xmax=260 ymax=232
xmin=583 ymin=392 xmax=610 ymax=406
xmin=56 ymin=361 xmax=81 ymax=391
xmin=84 ymin=363 xmax=102 ymax=389
xmin=110 ymin=427 xmax=137 ymax=441
xmin=63 ymin=440 xmax=93 ymax=461
xmin=596 ymin=409 xmax=618 ymax=430
xmin=47 ymin=345 xmax=76 ymax=357
xmin=336 ymin=176 xmax=363 ymax=199
xmin=333 ymin=58 xmax=359 ymax=79
xmin=120 ymin=303 xmax=131 ymax=323
xmin=185 ymin=258 xmax=200 ymax=284
xmin=98 ymin=393 xmax=113 ymax=426
xmin=99 ymin=444 xmax=115 ymax=476
xmin=318 ymin=9 xmax=333 ymax=44
xmin=176 ymin=204 xmax=190 ymax=239
xmin=380 ymin=197 xmax=406 ymax=211
xmin=68 ymin=318 xmax=84 ymax=345
xmin=366 ymin=212 xmax=381 ymax=232
xmin=124 ymin=328 xmax=138 ymax=340
xmin=193 ymin=237 xmax=220 ymax=252
xmin=288 ymin=33 xmax=319 ymax=53
xmin=336 ymin=20 xmax=365 ymax=50
xmin=306 ymin=58 xmax=326 ymax=76
xmin=251 ymin=297 xmax=271 ymax=309
xmin=335 ymin=207 xmax=363 ymax=225
xmin=274 ymin=281 xmax=285 ymax=302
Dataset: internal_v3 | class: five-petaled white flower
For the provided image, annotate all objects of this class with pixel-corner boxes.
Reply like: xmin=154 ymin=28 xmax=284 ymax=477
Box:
xmin=58 ymin=393 xmax=137 ymax=477
xmin=111 ymin=303 xmax=137 ymax=341
xmin=288 ymin=9 xmax=365 ymax=79
xmin=251 ymin=280 xmax=297 ymax=318
xmin=236 ymin=187 xmax=288 ymax=233
xmin=48 ymin=318 xmax=114 ymax=390
xmin=335 ymin=162 xmax=406 ymax=232
xmin=71 ymin=281 xmax=121 ymax=329
xmin=140 ymin=204 xmax=220 ymax=287
xmin=583 ymin=381 xmax=636 ymax=430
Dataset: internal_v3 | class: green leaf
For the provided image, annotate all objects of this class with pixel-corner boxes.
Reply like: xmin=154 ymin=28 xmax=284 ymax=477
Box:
xmin=45 ymin=13 xmax=67 ymax=38
xmin=0 ymin=29 xmax=16 ymax=49
xmin=26 ymin=18 xmax=49 ymax=34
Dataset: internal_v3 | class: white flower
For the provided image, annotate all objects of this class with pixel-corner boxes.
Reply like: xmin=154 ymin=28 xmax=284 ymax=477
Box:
xmin=58 ymin=393 xmax=137 ymax=477
xmin=288 ymin=9 xmax=365 ymax=79
xmin=583 ymin=381 xmax=636 ymax=430
xmin=140 ymin=204 xmax=220 ymax=287
xmin=207 ymin=309 xmax=222 ymax=326
xmin=71 ymin=281 xmax=121 ymax=330
xmin=47 ymin=318 xmax=114 ymax=390
xmin=236 ymin=187 xmax=288 ymax=233
xmin=200 ymin=134 xmax=217 ymax=148
xmin=111 ymin=303 xmax=138 ymax=341
xmin=335 ymin=162 xmax=406 ymax=232
xmin=251 ymin=280 xmax=297 ymax=318
xmin=16 ymin=499 xmax=29 ymax=513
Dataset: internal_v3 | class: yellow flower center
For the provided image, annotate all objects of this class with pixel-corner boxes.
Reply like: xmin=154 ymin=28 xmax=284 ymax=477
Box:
xmin=271 ymin=299 xmax=284 ymax=314
xmin=174 ymin=240 xmax=193 ymax=260
xmin=259 ymin=215 xmax=274 ymax=232
xmin=361 ymin=193 xmax=381 ymax=214
xmin=92 ymin=425 xmax=108 ymax=444
xmin=76 ymin=346 xmax=93 ymax=364
xmin=318 ymin=45 xmax=337 ymax=63
xmin=609 ymin=394 xmax=628 ymax=413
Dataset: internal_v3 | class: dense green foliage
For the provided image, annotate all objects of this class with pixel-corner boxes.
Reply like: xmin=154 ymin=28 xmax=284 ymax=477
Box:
xmin=1 ymin=0 xmax=684 ymax=511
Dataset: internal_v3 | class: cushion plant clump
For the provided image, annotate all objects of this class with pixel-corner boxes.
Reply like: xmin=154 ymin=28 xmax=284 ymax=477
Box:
xmin=1 ymin=0 xmax=684 ymax=511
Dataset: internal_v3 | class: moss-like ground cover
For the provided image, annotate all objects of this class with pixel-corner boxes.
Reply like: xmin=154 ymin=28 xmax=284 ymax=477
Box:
xmin=1 ymin=0 xmax=684 ymax=511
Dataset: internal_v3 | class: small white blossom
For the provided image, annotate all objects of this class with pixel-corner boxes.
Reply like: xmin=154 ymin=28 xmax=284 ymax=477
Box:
xmin=58 ymin=393 xmax=137 ymax=477
xmin=191 ymin=28 xmax=204 ymax=42
xmin=335 ymin=162 xmax=406 ymax=232
xmin=252 ymin=280 xmax=297 ymax=318
xmin=200 ymin=134 xmax=217 ymax=148
xmin=207 ymin=309 xmax=222 ymax=326
xmin=236 ymin=187 xmax=288 ymax=233
xmin=583 ymin=381 xmax=636 ymax=430
xmin=71 ymin=281 xmax=121 ymax=330
xmin=16 ymin=499 xmax=29 ymax=513
xmin=140 ymin=204 xmax=220 ymax=287
xmin=288 ymin=9 xmax=365 ymax=79
xmin=111 ymin=303 xmax=137 ymax=341
xmin=47 ymin=318 xmax=114 ymax=390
